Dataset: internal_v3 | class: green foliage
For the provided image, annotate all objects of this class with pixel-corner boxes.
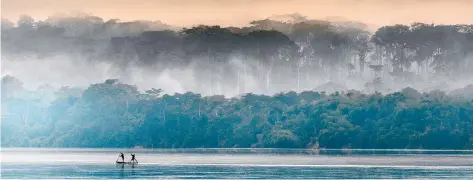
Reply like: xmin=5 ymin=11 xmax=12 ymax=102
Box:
xmin=2 ymin=78 xmax=473 ymax=149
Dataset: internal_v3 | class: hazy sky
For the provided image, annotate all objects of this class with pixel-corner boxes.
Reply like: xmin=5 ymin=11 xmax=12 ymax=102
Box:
xmin=3 ymin=0 xmax=473 ymax=27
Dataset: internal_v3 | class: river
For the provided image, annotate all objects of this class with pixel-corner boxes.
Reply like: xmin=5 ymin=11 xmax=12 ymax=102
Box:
xmin=1 ymin=148 xmax=473 ymax=179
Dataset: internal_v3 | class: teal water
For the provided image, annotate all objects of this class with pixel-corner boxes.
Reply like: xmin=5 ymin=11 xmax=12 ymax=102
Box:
xmin=2 ymin=148 xmax=473 ymax=179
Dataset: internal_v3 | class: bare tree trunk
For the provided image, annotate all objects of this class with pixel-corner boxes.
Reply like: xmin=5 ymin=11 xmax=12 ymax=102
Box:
xmin=266 ymin=66 xmax=272 ymax=94
xmin=237 ymin=69 xmax=240 ymax=95
xmin=297 ymin=64 xmax=301 ymax=92
xmin=359 ymin=56 xmax=365 ymax=77
xmin=24 ymin=107 xmax=30 ymax=125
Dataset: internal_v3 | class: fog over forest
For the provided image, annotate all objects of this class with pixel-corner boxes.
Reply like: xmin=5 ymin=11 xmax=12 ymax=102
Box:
xmin=2 ymin=13 xmax=473 ymax=149
xmin=3 ymin=13 xmax=473 ymax=97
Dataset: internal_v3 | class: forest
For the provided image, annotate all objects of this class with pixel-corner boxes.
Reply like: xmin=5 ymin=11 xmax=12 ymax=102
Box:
xmin=1 ymin=13 xmax=473 ymax=149
xmin=2 ymin=76 xmax=473 ymax=149
xmin=2 ymin=13 xmax=473 ymax=96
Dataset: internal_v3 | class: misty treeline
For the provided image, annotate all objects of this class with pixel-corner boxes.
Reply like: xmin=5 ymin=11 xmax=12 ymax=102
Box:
xmin=2 ymin=13 xmax=473 ymax=96
xmin=2 ymin=76 xmax=473 ymax=149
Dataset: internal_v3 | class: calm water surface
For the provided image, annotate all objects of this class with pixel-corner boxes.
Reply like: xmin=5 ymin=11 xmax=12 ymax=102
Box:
xmin=2 ymin=148 xmax=473 ymax=179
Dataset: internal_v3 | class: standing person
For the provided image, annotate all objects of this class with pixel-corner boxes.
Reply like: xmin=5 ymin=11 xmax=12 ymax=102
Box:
xmin=118 ymin=152 xmax=125 ymax=162
xmin=130 ymin=153 xmax=138 ymax=163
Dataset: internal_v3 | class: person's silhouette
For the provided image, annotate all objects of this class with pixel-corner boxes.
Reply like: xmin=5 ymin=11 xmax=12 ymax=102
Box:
xmin=130 ymin=153 xmax=138 ymax=163
xmin=118 ymin=152 xmax=125 ymax=162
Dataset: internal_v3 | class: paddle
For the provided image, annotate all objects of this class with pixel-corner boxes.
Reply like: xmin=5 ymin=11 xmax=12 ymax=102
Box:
xmin=116 ymin=154 xmax=123 ymax=162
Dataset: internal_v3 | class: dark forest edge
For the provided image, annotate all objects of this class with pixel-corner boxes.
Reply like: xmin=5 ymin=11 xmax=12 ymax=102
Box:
xmin=2 ymin=76 xmax=473 ymax=149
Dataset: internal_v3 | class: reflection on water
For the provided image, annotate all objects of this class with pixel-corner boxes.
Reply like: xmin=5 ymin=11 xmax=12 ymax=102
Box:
xmin=1 ymin=148 xmax=473 ymax=179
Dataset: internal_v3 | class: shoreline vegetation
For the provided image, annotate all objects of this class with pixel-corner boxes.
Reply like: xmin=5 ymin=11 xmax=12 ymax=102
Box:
xmin=3 ymin=148 xmax=473 ymax=158
xmin=3 ymin=147 xmax=473 ymax=151
xmin=2 ymin=77 xmax=473 ymax=149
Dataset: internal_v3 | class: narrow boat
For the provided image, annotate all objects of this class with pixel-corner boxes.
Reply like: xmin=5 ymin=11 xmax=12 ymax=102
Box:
xmin=116 ymin=161 xmax=138 ymax=164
